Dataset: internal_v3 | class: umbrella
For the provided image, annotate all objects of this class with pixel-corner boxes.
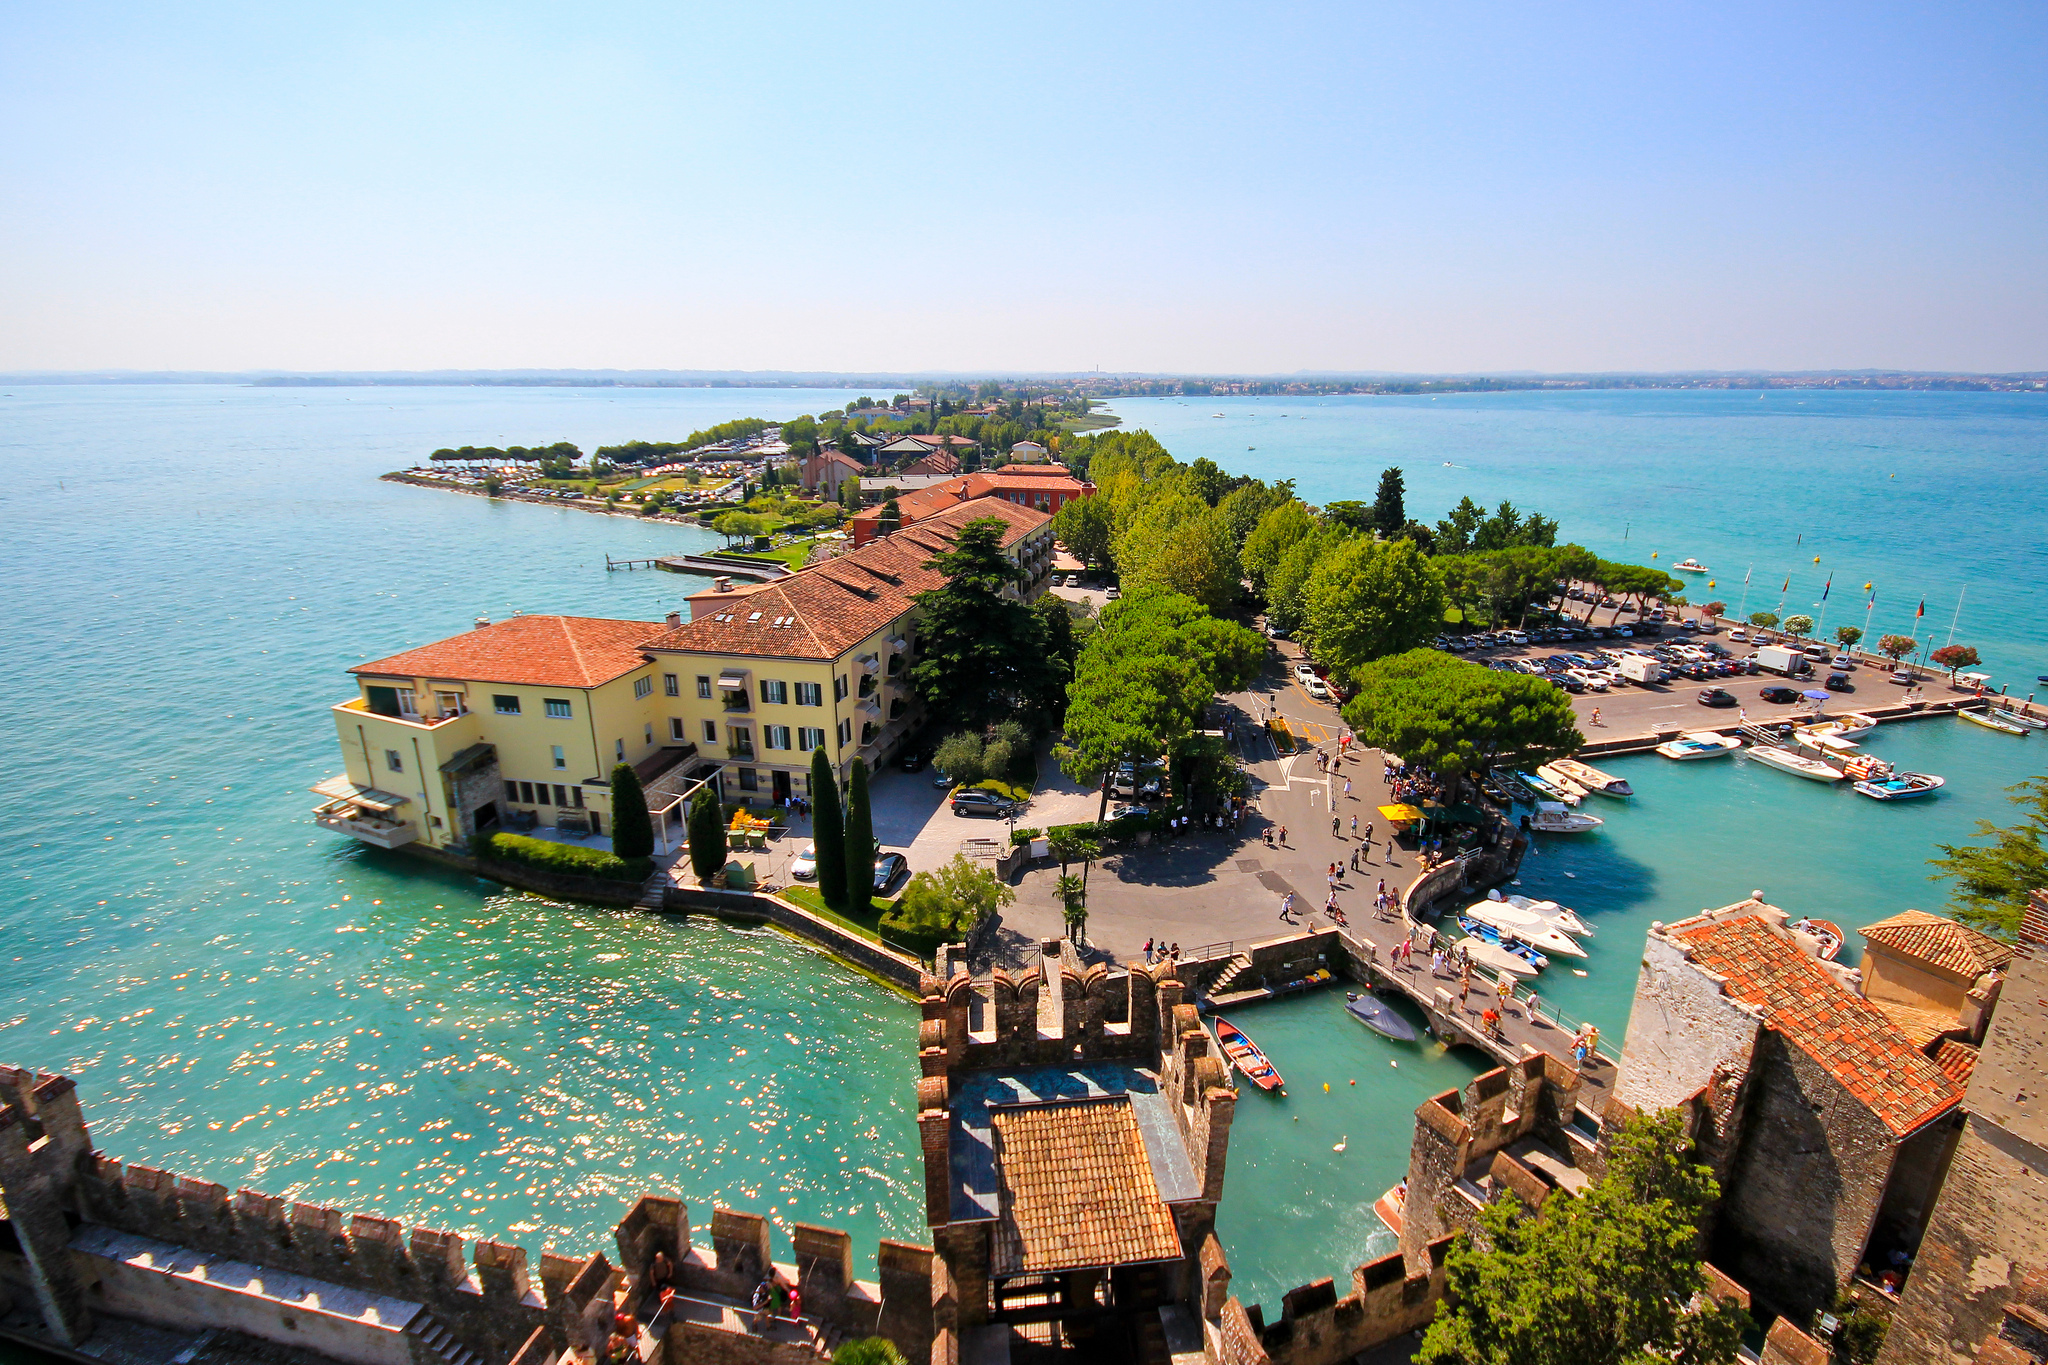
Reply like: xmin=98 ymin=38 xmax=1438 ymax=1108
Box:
xmin=1378 ymin=803 xmax=1424 ymax=822
xmin=1802 ymin=689 xmax=1831 ymax=701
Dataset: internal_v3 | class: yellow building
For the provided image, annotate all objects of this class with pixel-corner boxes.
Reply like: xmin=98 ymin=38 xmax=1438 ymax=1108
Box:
xmin=313 ymin=495 xmax=1053 ymax=857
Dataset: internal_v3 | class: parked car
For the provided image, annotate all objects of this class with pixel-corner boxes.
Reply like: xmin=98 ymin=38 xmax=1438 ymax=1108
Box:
xmin=1758 ymin=685 xmax=1801 ymax=703
xmin=1831 ymin=655 xmax=1855 ymax=670
xmin=1697 ymin=688 xmax=1738 ymax=708
xmin=790 ymin=843 xmax=820 ymax=880
xmin=872 ymin=851 xmax=908 ymax=893
xmin=950 ymin=788 xmax=1017 ymax=818
xmin=1293 ymin=662 xmax=1319 ymax=684
xmin=1568 ymin=668 xmax=1610 ymax=692
xmin=897 ymin=747 xmax=930 ymax=772
xmin=1304 ymin=675 xmax=1331 ymax=700
xmin=1104 ymin=586 xmax=1121 ymax=599
xmin=1727 ymin=628 xmax=1748 ymax=642
xmin=1825 ymin=673 xmax=1855 ymax=691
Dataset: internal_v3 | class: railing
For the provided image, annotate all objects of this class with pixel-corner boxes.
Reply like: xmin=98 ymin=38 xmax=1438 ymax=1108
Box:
xmin=1180 ymin=940 xmax=1236 ymax=963
xmin=1395 ymin=917 xmax=1619 ymax=1066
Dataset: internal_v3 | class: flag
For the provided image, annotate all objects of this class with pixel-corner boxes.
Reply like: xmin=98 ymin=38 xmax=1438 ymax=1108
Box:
xmin=1821 ymin=576 xmax=1831 ymax=601
xmin=1744 ymin=567 xmax=1753 ymax=585
xmin=1915 ymin=599 xmax=1925 ymax=618
xmin=1782 ymin=577 xmax=1790 ymax=592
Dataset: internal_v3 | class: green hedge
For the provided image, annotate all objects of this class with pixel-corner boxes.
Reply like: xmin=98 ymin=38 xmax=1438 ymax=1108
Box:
xmin=471 ymin=832 xmax=651 ymax=883
xmin=879 ymin=908 xmax=968 ymax=958
xmin=1009 ymin=827 xmax=1042 ymax=846
xmin=954 ymin=778 xmax=1032 ymax=803
xmin=1045 ymin=810 xmax=1168 ymax=844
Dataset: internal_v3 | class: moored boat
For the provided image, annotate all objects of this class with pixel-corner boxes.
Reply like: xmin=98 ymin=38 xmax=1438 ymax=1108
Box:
xmin=1746 ymin=745 xmax=1846 ymax=782
xmin=1457 ymin=916 xmax=1558 ymax=969
xmin=1961 ymin=709 xmax=2031 ymax=736
xmin=1853 ymin=771 xmax=1945 ymax=801
xmin=1524 ymin=800 xmax=1604 ymax=833
xmin=1549 ymin=759 xmax=1634 ymax=797
xmin=1214 ymin=1018 xmax=1283 ymax=1091
xmin=1673 ymin=558 xmax=1709 ymax=574
xmin=1453 ymin=936 xmax=1541 ymax=979
xmin=1803 ymin=713 xmax=1880 ymax=741
xmin=1492 ymin=769 xmax=1538 ymax=804
xmin=1499 ymin=892 xmax=1594 ymax=937
xmin=1993 ymin=707 xmax=2048 ymax=731
xmin=1794 ymin=727 xmax=1865 ymax=759
xmin=1373 ymin=1183 xmax=1406 ymax=1236
xmin=1793 ymin=917 xmax=1845 ymax=961
xmin=1656 ymin=731 xmax=1743 ymax=760
xmin=1535 ymin=764 xmax=1592 ymax=802
xmin=1345 ymin=991 xmax=1419 ymax=1042
xmin=1521 ymin=770 xmax=1582 ymax=805
xmin=1461 ymin=901 xmax=1587 ymax=957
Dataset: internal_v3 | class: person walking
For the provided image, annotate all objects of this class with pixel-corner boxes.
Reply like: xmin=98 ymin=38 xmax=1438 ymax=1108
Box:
xmin=1332 ymin=815 xmax=1341 ymax=838
xmin=1496 ymin=975 xmax=1513 ymax=1014
xmin=1279 ymin=891 xmax=1295 ymax=921
xmin=1343 ymin=777 xmax=1353 ymax=801
xmin=1590 ymin=707 xmax=1601 ymax=727
xmin=1278 ymin=825 xmax=1288 ymax=844
xmin=1349 ymin=814 xmax=1358 ymax=837
xmin=1524 ymin=990 xmax=1540 ymax=1023
xmin=1458 ymin=965 xmax=1472 ymax=1005
xmin=1430 ymin=948 xmax=1444 ymax=978
xmin=1349 ymin=846 xmax=1360 ymax=871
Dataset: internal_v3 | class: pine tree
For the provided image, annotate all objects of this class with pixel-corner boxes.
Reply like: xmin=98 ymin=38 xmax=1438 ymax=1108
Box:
xmin=609 ymin=763 xmax=654 ymax=859
xmin=842 ymin=758 xmax=876 ymax=913
xmin=686 ymin=782 xmax=725 ymax=882
xmin=809 ymin=747 xmax=847 ymax=908
xmin=1371 ymin=466 xmax=1406 ymax=537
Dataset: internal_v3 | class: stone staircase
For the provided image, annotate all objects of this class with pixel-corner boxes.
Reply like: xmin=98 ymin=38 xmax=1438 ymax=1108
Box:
xmin=406 ymin=1311 xmax=487 ymax=1365
xmin=1203 ymin=953 xmax=1255 ymax=997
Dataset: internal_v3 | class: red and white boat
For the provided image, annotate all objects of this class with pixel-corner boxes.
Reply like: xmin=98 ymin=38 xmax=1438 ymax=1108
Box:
xmin=1213 ymin=1017 xmax=1283 ymax=1092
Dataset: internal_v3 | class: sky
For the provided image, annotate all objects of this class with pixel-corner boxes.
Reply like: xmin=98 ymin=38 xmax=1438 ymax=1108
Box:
xmin=3 ymin=2 xmax=2045 ymax=375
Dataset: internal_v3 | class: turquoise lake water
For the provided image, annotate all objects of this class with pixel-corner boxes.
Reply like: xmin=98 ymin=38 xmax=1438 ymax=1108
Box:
xmin=2 ymin=384 xmax=2043 ymax=1311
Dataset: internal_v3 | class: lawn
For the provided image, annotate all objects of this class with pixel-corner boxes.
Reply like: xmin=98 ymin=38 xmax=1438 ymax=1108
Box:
xmin=780 ymin=884 xmax=891 ymax=941
xmin=1061 ymin=413 xmax=1123 ymax=432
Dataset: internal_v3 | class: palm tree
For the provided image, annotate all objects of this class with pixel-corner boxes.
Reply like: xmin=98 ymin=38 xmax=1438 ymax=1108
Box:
xmin=1056 ymin=874 xmax=1087 ymax=944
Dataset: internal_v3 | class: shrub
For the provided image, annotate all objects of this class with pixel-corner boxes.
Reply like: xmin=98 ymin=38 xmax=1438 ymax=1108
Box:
xmin=1009 ymin=827 xmax=1042 ymax=846
xmin=883 ymin=854 xmax=1015 ymax=954
xmin=832 ymin=1340 xmax=906 ymax=1365
xmin=843 ymin=758 xmax=875 ymax=913
xmin=609 ymin=763 xmax=654 ymax=859
xmin=687 ymin=784 xmax=725 ymax=882
xmin=933 ymin=731 xmax=986 ymax=785
xmin=472 ymin=832 xmax=650 ymax=883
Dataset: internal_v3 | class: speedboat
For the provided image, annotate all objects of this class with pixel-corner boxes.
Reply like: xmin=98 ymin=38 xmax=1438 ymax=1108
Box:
xmin=1853 ymin=771 xmax=1945 ymax=801
xmin=1214 ymin=1018 xmax=1283 ymax=1091
xmin=1801 ymin=714 xmax=1880 ymax=742
xmin=1524 ymin=801 xmax=1604 ymax=833
xmin=1993 ymin=707 xmax=2048 ymax=731
xmin=1453 ymin=936 xmax=1540 ymax=979
xmin=1673 ymin=558 xmax=1709 ymax=574
xmin=1548 ymin=759 xmax=1634 ymax=798
xmin=1795 ymin=727 xmax=1865 ymax=759
xmin=1458 ymin=918 xmax=1551 ymax=970
xmin=1373 ymin=1183 xmax=1406 ymax=1236
xmin=1345 ymin=992 xmax=1418 ymax=1042
xmin=1745 ymin=745 xmax=1846 ymax=782
xmin=1656 ymin=731 xmax=1743 ymax=760
xmin=1523 ymin=769 xmax=1583 ymax=805
xmin=1961 ymin=709 xmax=2031 ymax=736
xmin=1461 ymin=902 xmax=1587 ymax=957
xmin=1792 ymin=917 xmax=1845 ymax=961
xmin=1497 ymin=891 xmax=1594 ymax=937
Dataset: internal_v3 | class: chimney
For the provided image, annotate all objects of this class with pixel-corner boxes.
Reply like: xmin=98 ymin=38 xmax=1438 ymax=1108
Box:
xmin=474 ymin=616 xmax=491 ymax=630
xmin=665 ymin=611 xmax=682 ymax=628
xmin=714 ymin=577 xmax=732 ymax=593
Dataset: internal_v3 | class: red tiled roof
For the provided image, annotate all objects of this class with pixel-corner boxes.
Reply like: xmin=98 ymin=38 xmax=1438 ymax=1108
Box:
xmin=1932 ymin=1038 xmax=1979 ymax=1087
xmin=351 ymin=615 xmax=659 ymax=688
xmin=990 ymin=1100 xmax=1184 ymax=1275
xmin=1860 ymin=909 xmax=2013 ymax=980
xmin=875 ymin=471 xmax=1092 ymax=527
xmin=1671 ymin=913 xmax=1962 ymax=1136
xmin=639 ymin=498 xmax=1048 ymax=662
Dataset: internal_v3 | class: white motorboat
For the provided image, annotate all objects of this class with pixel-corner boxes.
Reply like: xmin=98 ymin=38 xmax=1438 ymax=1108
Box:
xmin=1519 ymin=771 xmax=1581 ymax=806
xmin=1498 ymin=892 xmax=1594 ymax=938
xmin=1673 ymin=558 xmax=1709 ymax=574
xmin=1453 ymin=936 xmax=1541 ymax=980
xmin=1853 ymin=771 xmax=1946 ymax=801
xmin=1960 ymin=709 xmax=2031 ymax=737
xmin=1746 ymin=745 xmax=1847 ymax=782
xmin=1993 ymin=708 xmax=2048 ymax=731
xmin=1535 ymin=764 xmax=1592 ymax=802
xmin=1548 ymin=759 xmax=1634 ymax=798
xmin=1656 ymin=731 xmax=1743 ymax=760
xmin=1802 ymin=713 xmax=1879 ymax=742
xmin=1462 ymin=900 xmax=1588 ymax=957
xmin=1524 ymin=800 xmax=1604 ymax=833
xmin=1794 ymin=728 xmax=1865 ymax=758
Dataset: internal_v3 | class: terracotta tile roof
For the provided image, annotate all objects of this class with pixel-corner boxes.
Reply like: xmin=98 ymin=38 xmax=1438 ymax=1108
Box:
xmin=1670 ymin=913 xmax=1962 ymax=1136
xmin=1860 ymin=909 xmax=2013 ymax=980
xmin=1932 ymin=1038 xmax=1979 ymax=1087
xmin=351 ymin=615 xmax=658 ymax=688
xmin=1868 ymin=999 xmax=1960 ymax=1049
xmin=990 ymin=1100 xmax=1183 ymax=1275
xmin=640 ymin=498 xmax=1048 ymax=662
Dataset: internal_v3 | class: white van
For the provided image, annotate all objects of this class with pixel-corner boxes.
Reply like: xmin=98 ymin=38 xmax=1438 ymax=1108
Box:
xmin=1503 ymin=630 xmax=1531 ymax=646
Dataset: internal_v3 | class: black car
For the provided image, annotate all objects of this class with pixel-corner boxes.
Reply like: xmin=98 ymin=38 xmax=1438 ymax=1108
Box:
xmin=1552 ymin=675 xmax=1585 ymax=693
xmin=872 ymin=852 xmax=908 ymax=893
xmin=1758 ymin=685 xmax=1801 ymax=703
xmin=950 ymin=788 xmax=1018 ymax=818
xmin=1825 ymin=673 xmax=1855 ymax=692
xmin=1698 ymin=688 xmax=1738 ymax=707
xmin=897 ymin=747 xmax=930 ymax=772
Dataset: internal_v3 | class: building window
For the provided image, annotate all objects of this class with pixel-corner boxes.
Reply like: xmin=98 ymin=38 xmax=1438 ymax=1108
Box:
xmin=663 ymin=673 xmax=679 ymax=697
xmin=795 ymin=681 xmax=823 ymax=707
xmin=837 ymin=719 xmax=852 ymax=747
xmin=766 ymin=725 xmax=791 ymax=750
xmin=502 ymin=780 xmax=518 ymax=803
xmin=553 ymin=784 xmax=569 ymax=807
xmin=385 ymin=749 xmax=403 ymax=773
xmin=545 ymin=699 xmax=572 ymax=719
xmin=644 ymin=723 xmax=654 ymax=746
xmin=536 ymin=784 xmax=553 ymax=806
xmin=861 ymin=722 xmax=879 ymax=745
xmin=760 ymin=679 xmax=788 ymax=705
xmin=634 ymin=676 xmax=653 ymax=700
xmin=552 ymin=744 xmax=566 ymax=770
xmin=738 ymin=768 xmax=759 ymax=792
xmin=834 ymin=674 xmax=849 ymax=701
xmin=670 ymin=717 xmax=686 ymax=740
xmin=396 ymin=691 xmax=420 ymax=718
xmin=615 ymin=739 xmax=625 ymax=761
xmin=571 ymin=786 xmax=585 ymax=809
xmin=798 ymin=726 xmax=825 ymax=751
xmin=493 ymin=695 xmax=521 ymax=715
xmin=696 ymin=676 xmax=712 ymax=699
xmin=520 ymin=781 xmax=536 ymax=803
xmin=703 ymin=720 xmax=718 ymax=743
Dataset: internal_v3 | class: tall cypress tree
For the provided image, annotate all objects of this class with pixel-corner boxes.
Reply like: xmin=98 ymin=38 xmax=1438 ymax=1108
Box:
xmin=842 ymin=758 xmax=875 ymax=912
xmin=1371 ymin=466 xmax=1406 ymax=538
xmin=686 ymin=782 xmax=726 ymax=882
xmin=809 ymin=747 xmax=847 ymax=908
xmin=609 ymin=763 xmax=654 ymax=859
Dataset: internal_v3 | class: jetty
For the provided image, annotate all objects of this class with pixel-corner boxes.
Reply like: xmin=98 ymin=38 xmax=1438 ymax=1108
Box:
xmin=606 ymin=552 xmax=791 ymax=581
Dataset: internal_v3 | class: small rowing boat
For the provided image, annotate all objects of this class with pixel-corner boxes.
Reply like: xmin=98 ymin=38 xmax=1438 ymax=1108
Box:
xmin=1793 ymin=917 xmax=1845 ymax=961
xmin=1961 ymin=709 xmax=2031 ymax=736
xmin=1548 ymin=759 xmax=1634 ymax=797
xmin=1520 ymin=771 xmax=1581 ymax=806
xmin=1458 ymin=917 xmax=1553 ymax=970
xmin=1345 ymin=992 xmax=1418 ymax=1042
xmin=1656 ymin=731 xmax=1743 ymax=760
xmin=1535 ymin=764 xmax=1592 ymax=802
xmin=1492 ymin=769 xmax=1538 ymax=804
xmin=1214 ymin=1017 xmax=1283 ymax=1091
xmin=1853 ymin=770 xmax=1945 ymax=801
xmin=1993 ymin=708 xmax=2048 ymax=731
xmin=1746 ymin=745 xmax=1847 ymax=782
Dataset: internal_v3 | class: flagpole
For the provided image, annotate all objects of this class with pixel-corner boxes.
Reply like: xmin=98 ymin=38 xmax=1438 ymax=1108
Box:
xmin=1944 ymin=585 xmax=1966 ymax=649
xmin=1736 ymin=566 xmax=1753 ymax=623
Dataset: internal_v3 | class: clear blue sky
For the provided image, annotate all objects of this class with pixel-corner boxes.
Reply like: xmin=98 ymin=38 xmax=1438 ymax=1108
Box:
xmin=3 ymin=2 xmax=2043 ymax=374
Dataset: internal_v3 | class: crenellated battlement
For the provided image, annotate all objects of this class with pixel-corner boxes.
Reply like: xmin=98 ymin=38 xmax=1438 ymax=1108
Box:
xmin=1213 ymin=1234 xmax=1455 ymax=1365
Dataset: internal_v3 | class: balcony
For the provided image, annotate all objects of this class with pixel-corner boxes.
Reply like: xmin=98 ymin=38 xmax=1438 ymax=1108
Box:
xmin=855 ymin=654 xmax=881 ymax=676
xmin=314 ymin=804 xmax=419 ymax=849
xmin=720 ymin=692 xmax=752 ymax=713
xmin=333 ymin=697 xmax=466 ymax=730
xmin=856 ymin=694 xmax=882 ymax=718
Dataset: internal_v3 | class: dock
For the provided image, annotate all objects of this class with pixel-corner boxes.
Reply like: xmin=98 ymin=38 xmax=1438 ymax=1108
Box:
xmin=606 ymin=553 xmax=791 ymax=581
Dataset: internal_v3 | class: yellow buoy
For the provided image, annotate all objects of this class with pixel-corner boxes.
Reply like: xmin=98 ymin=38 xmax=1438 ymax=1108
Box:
xmin=1323 ymin=1082 xmax=1330 ymax=1093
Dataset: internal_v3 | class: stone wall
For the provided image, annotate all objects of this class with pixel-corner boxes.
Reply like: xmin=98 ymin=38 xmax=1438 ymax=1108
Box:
xmin=1613 ymin=930 xmax=1764 ymax=1115
xmin=1213 ymin=1238 xmax=1452 ymax=1365
xmin=663 ymin=885 xmax=926 ymax=992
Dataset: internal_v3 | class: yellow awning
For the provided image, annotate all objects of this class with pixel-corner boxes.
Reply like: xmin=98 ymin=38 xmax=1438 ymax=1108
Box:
xmin=311 ymin=776 xmax=410 ymax=812
xmin=1377 ymin=803 xmax=1424 ymax=822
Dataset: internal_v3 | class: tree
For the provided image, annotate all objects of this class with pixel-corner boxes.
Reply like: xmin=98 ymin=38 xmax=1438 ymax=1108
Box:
xmin=1240 ymin=500 xmax=1317 ymax=594
xmin=1929 ymin=776 xmax=2048 ymax=943
xmin=809 ymin=748 xmax=847 ymax=909
xmin=1031 ymin=593 xmax=1084 ymax=723
xmin=1184 ymin=456 xmax=1229 ymax=506
xmin=830 ymin=1339 xmax=906 ymax=1365
xmin=686 ymin=782 xmax=726 ymax=882
xmin=1749 ymin=611 xmax=1780 ymax=629
xmin=482 ymin=472 xmax=502 ymax=496
xmin=609 ymin=763 xmax=654 ymax=859
xmin=1930 ymin=644 xmax=1980 ymax=678
xmin=1419 ymin=1108 xmax=1748 ymax=1365
xmin=1835 ymin=625 xmax=1863 ymax=648
xmin=1878 ymin=633 xmax=1918 ymax=663
xmin=842 ymin=758 xmax=876 ymax=911
xmin=1122 ymin=506 xmax=1242 ymax=616
xmin=1700 ymin=601 xmax=1727 ymax=622
xmin=1056 ymin=874 xmax=1088 ymax=944
xmin=876 ymin=495 xmax=902 ymax=536
xmin=1323 ymin=500 xmax=1376 ymax=534
xmin=1783 ymin=614 xmax=1815 ymax=638
xmin=1305 ymin=538 xmax=1447 ymax=679
xmin=1341 ymin=650 xmax=1580 ymax=782
xmin=908 ymin=516 xmax=1051 ymax=734
xmin=892 ymin=853 xmax=1015 ymax=938
xmin=1371 ymin=466 xmax=1406 ymax=537
xmin=1047 ymin=829 xmax=1100 ymax=881
xmin=933 ymin=732 xmax=987 ymax=786
xmin=1051 ymin=493 xmax=1115 ymax=570
xmin=1434 ymin=496 xmax=1488 ymax=555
